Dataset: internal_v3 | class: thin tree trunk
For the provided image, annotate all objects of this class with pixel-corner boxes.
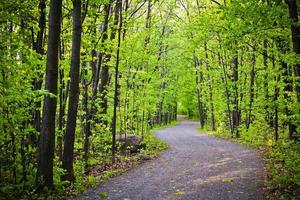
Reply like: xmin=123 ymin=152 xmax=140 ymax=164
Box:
xmin=246 ymin=48 xmax=256 ymax=130
xmin=112 ymin=0 xmax=122 ymax=163
xmin=232 ymin=51 xmax=240 ymax=137
xmin=204 ymin=43 xmax=216 ymax=131
xmin=142 ymin=110 xmax=145 ymax=138
xmin=263 ymin=40 xmax=270 ymax=124
xmin=32 ymin=0 xmax=46 ymax=137
xmin=270 ymin=50 xmax=280 ymax=141
xmin=57 ymin=67 xmax=65 ymax=161
xmin=91 ymin=1 xmax=111 ymax=125
xmin=82 ymin=67 xmax=91 ymax=173
xmin=99 ymin=0 xmax=121 ymax=124
xmin=218 ymin=46 xmax=233 ymax=135
xmin=194 ymin=53 xmax=204 ymax=128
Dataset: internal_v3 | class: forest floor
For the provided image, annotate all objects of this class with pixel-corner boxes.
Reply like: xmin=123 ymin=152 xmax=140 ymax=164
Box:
xmin=76 ymin=120 xmax=266 ymax=200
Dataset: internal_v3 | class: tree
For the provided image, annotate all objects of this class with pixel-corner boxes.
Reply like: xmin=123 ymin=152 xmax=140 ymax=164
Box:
xmin=37 ymin=0 xmax=62 ymax=189
xmin=285 ymin=0 xmax=300 ymax=101
xmin=62 ymin=0 xmax=82 ymax=182
xmin=112 ymin=0 xmax=122 ymax=163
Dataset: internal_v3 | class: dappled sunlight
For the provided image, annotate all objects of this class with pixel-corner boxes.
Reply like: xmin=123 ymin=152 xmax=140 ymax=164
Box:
xmin=192 ymin=168 xmax=258 ymax=187
xmin=2 ymin=0 xmax=298 ymax=198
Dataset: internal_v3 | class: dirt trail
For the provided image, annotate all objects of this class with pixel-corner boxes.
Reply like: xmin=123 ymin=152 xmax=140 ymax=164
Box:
xmin=77 ymin=121 xmax=265 ymax=200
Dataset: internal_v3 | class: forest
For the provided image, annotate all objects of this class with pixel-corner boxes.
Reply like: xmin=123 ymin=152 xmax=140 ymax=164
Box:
xmin=0 ymin=0 xmax=300 ymax=199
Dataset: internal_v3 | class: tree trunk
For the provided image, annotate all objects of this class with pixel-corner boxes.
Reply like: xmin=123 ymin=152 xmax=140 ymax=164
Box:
xmin=219 ymin=48 xmax=233 ymax=135
xmin=32 ymin=0 xmax=46 ymax=137
xmin=232 ymin=52 xmax=240 ymax=137
xmin=194 ymin=53 xmax=204 ymax=128
xmin=282 ymin=60 xmax=296 ymax=139
xmin=112 ymin=0 xmax=122 ymax=163
xmin=194 ymin=52 xmax=204 ymax=128
xmin=37 ymin=0 xmax=62 ymax=189
xmin=91 ymin=2 xmax=111 ymax=124
xmin=99 ymin=0 xmax=121 ymax=124
xmin=274 ymin=73 xmax=280 ymax=141
xmin=62 ymin=0 xmax=82 ymax=182
xmin=286 ymin=0 xmax=300 ymax=101
xmin=204 ymin=43 xmax=216 ymax=131
xmin=275 ymin=34 xmax=297 ymax=139
xmin=57 ymin=67 xmax=66 ymax=161
xmin=82 ymin=68 xmax=91 ymax=173
xmin=246 ymin=48 xmax=256 ymax=130
xmin=263 ymin=40 xmax=270 ymax=124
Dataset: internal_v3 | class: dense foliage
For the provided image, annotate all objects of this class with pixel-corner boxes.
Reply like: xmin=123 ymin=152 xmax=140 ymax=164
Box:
xmin=0 ymin=0 xmax=299 ymax=199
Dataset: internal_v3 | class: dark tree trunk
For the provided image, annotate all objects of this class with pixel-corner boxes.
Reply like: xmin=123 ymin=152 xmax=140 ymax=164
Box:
xmin=194 ymin=54 xmax=204 ymax=129
xmin=57 ymin=67 xmax=66 ymax=161
xmin=62 ymin=0 xmax=82 ymax=182
xmin=57 ymin=39 xmax=67 ymax=161
xmin=274 ymin=71 xmax=280 ymax=141
xmin=141 ymin=110 xmax=145 ymax=138
xmin=219 ymin=48 xmax=233 ymax=135
xmin=82 ymin=73 xmax=91 ymax=173
xmin=286 ymin=0 xmax=300 ymax=101
xmin=282 ymin=60 xmax=296 ymax=139
xmin=32 ymin=0 xmax=46 ymax=137
xmin=99 ymin=0 xmax=121 ymax=123
xmin=204 ymin=43 xmax=216 ymax=131
xmin=82 ymin=60 xmax=92 ymax=173
xmin=112 ymin=0 xmax=122 ymax=163
xmin=275 ymin=34 xmax=297 ymax=139
xmin=232 ymin=52 xmax=240 ymax=137
xmin=91 ymin=2 xmax=111 ymax=124
xmin=263 ymin=40 xmax=270 ymax=124
xmin=246 ymin=48 xmax=256 ymax=130
xmin=157 ymin=102 xmax=163 ymax=125
xmin=37 ymin=0 xmax=62 ymax=189
xmin=144 ymin=0 xmax=151 ymax=44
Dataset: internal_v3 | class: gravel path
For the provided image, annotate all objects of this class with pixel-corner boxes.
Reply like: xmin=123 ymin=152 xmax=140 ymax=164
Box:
xmin=77 ymin=121 xmax=265 ymax=200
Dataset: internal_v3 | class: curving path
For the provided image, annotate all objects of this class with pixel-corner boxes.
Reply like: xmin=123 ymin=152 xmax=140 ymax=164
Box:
xmin=77 ymin=120 xmax=265 ymax=200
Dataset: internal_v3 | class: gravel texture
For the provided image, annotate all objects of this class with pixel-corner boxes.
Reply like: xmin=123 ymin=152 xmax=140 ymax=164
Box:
xmin=77 ymin=120 xmax=265 ymax=200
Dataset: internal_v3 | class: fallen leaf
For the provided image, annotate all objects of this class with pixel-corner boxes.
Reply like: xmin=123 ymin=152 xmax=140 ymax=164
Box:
xmin=222 ymin=178 xmax=234 ymax=183
xmin=175 ymin=191 xmax=185 ymax=196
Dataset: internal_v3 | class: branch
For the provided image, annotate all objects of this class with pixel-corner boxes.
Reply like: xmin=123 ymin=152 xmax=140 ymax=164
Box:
xmin=127 ymin=1 xmax=147 ymax=21
xmin=211 ymin=0 xmax=221 ymax=6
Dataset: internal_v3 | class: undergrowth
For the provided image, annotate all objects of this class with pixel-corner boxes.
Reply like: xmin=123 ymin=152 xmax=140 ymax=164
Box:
xmin=19 ymin=122 xmax=175 ymax=200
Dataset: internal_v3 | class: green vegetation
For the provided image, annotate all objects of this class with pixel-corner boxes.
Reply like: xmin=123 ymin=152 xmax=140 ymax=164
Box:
xmin=1 ymin=0 xmax=300 ymax=199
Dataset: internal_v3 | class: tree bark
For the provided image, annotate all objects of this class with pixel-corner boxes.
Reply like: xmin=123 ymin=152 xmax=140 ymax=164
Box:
xmin=204 ymin=43 xmax=216 ymax=131
xmin=32 ymin=0 xmax=46 ymax=137
xmin=194 ymin=54 xmax=204 ymax=128
xmin=57 ymin=67 xmax=66 ymax=161
xmin=99 ymin=0 xmax=121 ymax=123
xmin=232 ymin=51 xmax=240 ymax=137
xmin=112 ymin=0 xmax=122 ymax=163
xmin=62 ymin=0 xmax=82 ymax=182
xmin=37 ymin=0 xmax=62 ymax=189
xmin=246 ymin=48 xmax=256 ymax=130
xmin=286 ymin=0 xmax=300 ymax=101
xmin=218 ymin=46 xmax=233 ymax=135
xmin=274 ymin=69 xmax=280 ymax=141
xmin=91 ymin=2 xmax=111 ymax=125
xmin=263 ymin=40 xmax=270 ymax=124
